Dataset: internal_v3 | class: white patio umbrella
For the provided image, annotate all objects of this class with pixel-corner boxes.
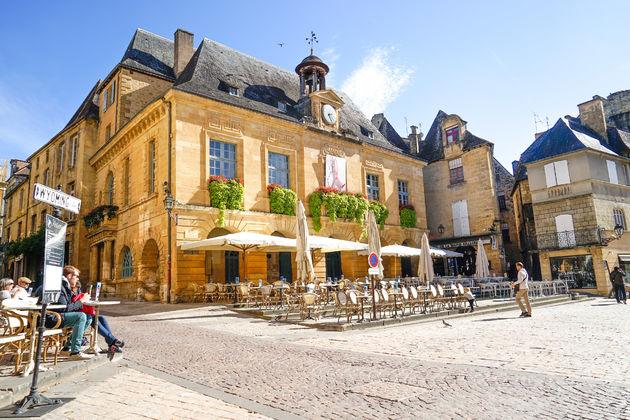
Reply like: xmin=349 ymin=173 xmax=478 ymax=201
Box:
xmin=295 ymin=200 xmax=315 ymax=284
xmin=367 ymin=210 xmax=383 ymax=320
xmin=309 ymin=236 xmax=368 ymax=253
xmin=418 ymin=233 xmax=434 ymax=285
xmin=181 ymin=231 xmax=295 ymax=252
xmin=474 ymin=238 xmax=490 ymax=278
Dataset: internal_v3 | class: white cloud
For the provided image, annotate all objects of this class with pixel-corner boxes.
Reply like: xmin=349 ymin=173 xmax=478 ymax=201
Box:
xmin=320 ymin=47 xmax=340 ymax=87
xmin=341 ymin=47 xmax=413 ymax=117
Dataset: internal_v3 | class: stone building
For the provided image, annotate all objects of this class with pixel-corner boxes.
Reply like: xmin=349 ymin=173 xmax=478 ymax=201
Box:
xmin=511 ymin=92 xmax=630 ymax=294
xmin=0 ymin=84 xmax=100 ymax=283
xmin=373 ymin=111 xmax=518 ymax=276
xmin=3 ymin=28 xmax=429 ymax=301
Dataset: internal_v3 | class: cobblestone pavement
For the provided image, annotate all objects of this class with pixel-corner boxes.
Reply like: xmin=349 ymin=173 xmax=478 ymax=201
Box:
xmin=42 ymin=365 xmax=268 ymax=420
xmin=104 ymin=298 xmax=630 ymax=419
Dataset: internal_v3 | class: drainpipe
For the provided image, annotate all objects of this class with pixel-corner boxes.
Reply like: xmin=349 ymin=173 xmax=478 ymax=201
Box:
xmin=161 ymin=97 xmax=173 ymax=303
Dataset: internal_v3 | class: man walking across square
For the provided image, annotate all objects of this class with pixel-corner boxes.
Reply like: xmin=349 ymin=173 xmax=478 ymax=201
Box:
xmin=511 ymin=262 xmax=531 ymax=317
xmin=610 ymin=266 xmax=627 ymax=304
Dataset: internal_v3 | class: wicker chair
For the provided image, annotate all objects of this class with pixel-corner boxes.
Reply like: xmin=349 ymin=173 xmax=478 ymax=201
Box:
xmin=236 ymin=284 xmax=252 ymax=307
xmin=0 ymin=309 xmax=29 ymax=375
xmin=345 ymin=291 xmax=362 ymax=323
xmin=299 ymin=293 xmax=320 ymax=320
xmin=204 ymin=283 xmax=218 ymax=302
xmin=378 ymin=289 xmax=393 ymax=318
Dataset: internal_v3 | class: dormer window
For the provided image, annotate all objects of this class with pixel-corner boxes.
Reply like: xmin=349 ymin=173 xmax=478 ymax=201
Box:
xmin=360 ymin=126 xmax=374 ymax=139
xmin=229 ymin=86 xmax=238 ymax=96
xmin=278 ymin=101 xmax=287 ymax=112
xmin=446 ymin=126 xmax=459 ymax=144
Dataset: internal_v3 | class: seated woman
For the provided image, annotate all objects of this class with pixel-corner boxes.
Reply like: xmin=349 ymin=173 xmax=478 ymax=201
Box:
xmin=0 ymin=278 xmax=15 ymax=301
xmin=74 ymin=281 xmax=125 ymax=352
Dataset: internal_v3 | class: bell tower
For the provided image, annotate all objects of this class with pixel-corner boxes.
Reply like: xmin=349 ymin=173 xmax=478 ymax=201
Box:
xmin=295 ymin=32 xmax=329 ymax=98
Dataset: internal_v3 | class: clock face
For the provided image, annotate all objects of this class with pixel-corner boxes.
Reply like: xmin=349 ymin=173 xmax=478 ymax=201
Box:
xmin=322 ymin=104 xmax=337 ymax=125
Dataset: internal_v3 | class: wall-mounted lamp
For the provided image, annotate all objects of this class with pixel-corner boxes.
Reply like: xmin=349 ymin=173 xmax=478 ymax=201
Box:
xmin=437 ymin=224 xmax=444 ymax=235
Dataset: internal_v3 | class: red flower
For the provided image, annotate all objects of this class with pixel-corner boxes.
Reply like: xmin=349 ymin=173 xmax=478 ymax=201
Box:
xmin=399 ymin=204 xmax=415 ymax=211
xmin=267 ymin=183 xmax=283 ymax=193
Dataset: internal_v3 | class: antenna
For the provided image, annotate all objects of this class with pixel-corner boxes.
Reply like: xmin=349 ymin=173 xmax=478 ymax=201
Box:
xmin=404 ymin=117 xmax=408 ymax=136
xmin=545 ymin=116 xmax=550 ymax=130
xmin=533 ymin=113 xmax=544 ymax=133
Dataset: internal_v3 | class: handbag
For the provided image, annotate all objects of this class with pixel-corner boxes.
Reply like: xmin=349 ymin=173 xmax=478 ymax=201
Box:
xmin=514 ymin=284 xmax=520 ymax=293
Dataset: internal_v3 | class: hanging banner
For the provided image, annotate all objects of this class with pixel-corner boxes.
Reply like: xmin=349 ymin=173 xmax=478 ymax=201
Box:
xmin=43 ymin=215 xmax=66 ymax=303
xmin=325 ymin=155 xmax=347 ymax=191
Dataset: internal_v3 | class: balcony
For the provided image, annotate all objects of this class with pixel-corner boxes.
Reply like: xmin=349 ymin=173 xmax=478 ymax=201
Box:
xmin=536 ymin=229 xmax=601 ymax=250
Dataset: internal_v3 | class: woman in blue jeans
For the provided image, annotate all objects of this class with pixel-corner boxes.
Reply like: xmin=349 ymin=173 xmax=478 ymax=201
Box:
xmin=75 ymin=281 xmax=125 ymax=352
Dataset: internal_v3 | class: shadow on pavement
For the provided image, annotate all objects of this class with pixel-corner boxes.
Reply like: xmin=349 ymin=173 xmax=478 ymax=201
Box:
xmin=473 ymin=317 xmax=514 ymax=322
xmin=130 ymin=312 xmax=256 ymax=322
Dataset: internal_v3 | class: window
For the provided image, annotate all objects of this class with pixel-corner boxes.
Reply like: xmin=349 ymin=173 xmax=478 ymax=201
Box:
xmin=6 ymin=227 xmax=9 ymax=242
xmin=452 ymin=200 xmax=470 ymax=236
xmin=103 ymin=89 xmax=108 ymax=112
xmin=121 ymin=247 xmax=133 ymax=279
xmin=607 ymin=160 xmax=619 ymax=184
xmin=105 ymin=124 xmax=111 ymax=141
xmin=68 ymin=181 xmax=75 ymax=197
xmin=229 ymin=86 xmax=238 ymax=96
xmin=550 ymin=254 xmax=595 ymax=288
xmin=449 ymin=158 xmax=464 ymax=183
xmin=31 ymin=214 xmax=37 ymax=234
xmin=544 ymin=160 xmax=570 ymax=187
xmin=17 ymin=222 xmax=22 ymax=238
xmin=501 ymin=222 xmax=510 ymax=244
xmin=107 ymin=173 xmax=114 ymax=205
xmin=613 ymin=209 xmax=626 ymax=230
xmin=40 ymin=210 xmax=46 ymax=226
xmin=621 ymin=164 xmax=630 ymax=186
xmin=209 ymin=140 xmax=236 ymax=179
xmin=34 ymin=175 xmax=39 ymax=185
xmin=6 ymin=198 xmax=10 ymax=219
xmin=364 ymin=173 xmax=380 ymax=201
xmin=497 ymin=192 xmax=507 ymax=210
xmin=19 ymin=190 xmax=23 ymax=210
xmin=268 ymin=152 xmax=289 ymax=188
xmin=70 ymin=135 xmax=78 ymax=168
xmin=58 ymin=142 xmax=65 ymax=172
xmin=278 ymin=101 xmax=287 ymax=112
xmin=44 ymin=169 xmax=49 ymax=186
xmin=360 ymin=126 xmax=374 ymax=139
xmin=45 ymin=149 xmax=49 ymax=163
xmin=36 ymin=157 xmax=39 ymax=169
xmin=148 ymin=141 xmax=156 ymax=193
xmin=124 ymin=158 xmax=130 ymax=205
xmin=446 ymin=126 xmax=459 ymax=144
xmin=397 ymin=180 xmax=409 ymax=206
xmin=109 ymin=81 xmax=116 ymax=106
xmin=555 ymin=214 xmax=576 ymax=248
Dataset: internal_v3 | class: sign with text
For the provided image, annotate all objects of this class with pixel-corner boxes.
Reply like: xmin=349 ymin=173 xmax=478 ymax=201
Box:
xmin=33 ymin=183 xmax=81 ymax=214
xmin=368 ymin=267 xmax=380 ymax=275
xmin=43 ymin=215 xmax=66 ymax=303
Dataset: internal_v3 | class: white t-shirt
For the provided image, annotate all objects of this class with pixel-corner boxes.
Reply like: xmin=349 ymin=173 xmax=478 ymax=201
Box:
xmin=515 ymin=268 xmax=529 ymax=290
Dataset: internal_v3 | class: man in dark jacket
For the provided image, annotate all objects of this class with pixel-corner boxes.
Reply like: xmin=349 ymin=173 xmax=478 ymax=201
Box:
xmin=610 ymin=267 xmax=627 ymax=304
xmin=52 ymin=265 xmax=93 ymax=359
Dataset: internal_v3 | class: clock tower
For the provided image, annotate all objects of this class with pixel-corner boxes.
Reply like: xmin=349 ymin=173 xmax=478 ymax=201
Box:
xmin=295 ymin=40 xmax=344 ymax=131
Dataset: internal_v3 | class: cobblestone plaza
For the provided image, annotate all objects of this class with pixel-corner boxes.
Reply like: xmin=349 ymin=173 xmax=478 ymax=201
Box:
xmin=28 ymin=298 xmax=628 ymax=419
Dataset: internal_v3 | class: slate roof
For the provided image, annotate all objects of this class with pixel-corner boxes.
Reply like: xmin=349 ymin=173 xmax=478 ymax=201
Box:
xmin=63 ymin=80 xmax=101 ymax=129
xmin=173 ymin=38 xmax=411 ymax=155
xmin=371 ymin=113 xmax=410 ymax=152
xmin=418 ymin=110 xmax=492 ymax=163
xmin=606 ymin=127 xmax=630 ymax=155
xmin=520 ymin=116 xmax=620 ymax=164
xmin=120 ymin=29 xmax=176 ymax=80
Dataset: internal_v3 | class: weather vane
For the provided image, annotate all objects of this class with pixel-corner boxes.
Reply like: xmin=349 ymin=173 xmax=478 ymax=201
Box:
xmin=306 ymin=31 xmax=318 ymax=55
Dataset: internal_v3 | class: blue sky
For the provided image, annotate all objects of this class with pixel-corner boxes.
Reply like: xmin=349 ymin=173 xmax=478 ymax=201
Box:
xmin=1 ymin=0 xmax=630 ymax=172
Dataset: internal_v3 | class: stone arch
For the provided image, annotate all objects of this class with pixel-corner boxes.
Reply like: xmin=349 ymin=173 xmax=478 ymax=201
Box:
xmin=117 ymin=245 xmax=135 ymax=280
xmin=140 ymin=239 xmax=160 ymax=301
xmin=402 ymin=238 xmax=418 ymax=248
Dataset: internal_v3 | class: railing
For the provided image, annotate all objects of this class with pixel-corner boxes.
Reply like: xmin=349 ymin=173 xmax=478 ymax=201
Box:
xmin=536 ymin=229 xmax=600 ymax=250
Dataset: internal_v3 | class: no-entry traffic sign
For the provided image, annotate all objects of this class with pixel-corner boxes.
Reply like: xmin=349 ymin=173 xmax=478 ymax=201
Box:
xmin=368 ymin=252 xmax=379 ymax=268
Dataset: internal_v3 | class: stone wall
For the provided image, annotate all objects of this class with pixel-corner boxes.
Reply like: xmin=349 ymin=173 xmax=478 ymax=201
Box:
xmin=117 ymin=69 xmax=172 ymax=133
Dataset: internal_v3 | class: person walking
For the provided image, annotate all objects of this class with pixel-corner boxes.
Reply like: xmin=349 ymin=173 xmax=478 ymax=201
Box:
xmin=610 ymin=266 xmax=627 ymax=304
xmin=511 ymin=262 xmax=531 ymax=318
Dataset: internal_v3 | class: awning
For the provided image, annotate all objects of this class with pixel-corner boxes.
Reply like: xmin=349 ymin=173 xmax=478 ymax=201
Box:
xmin=358 ymin=244 xmax=463 ymax=258
xmin=308 ymin=236 xmax=368 ymax=253
xmin=618 ymin=254 xmax=630 ymax=262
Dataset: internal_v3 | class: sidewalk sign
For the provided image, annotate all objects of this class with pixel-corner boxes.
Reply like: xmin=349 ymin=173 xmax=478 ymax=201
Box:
xmin=42 ymin=215 xmax=66 ymax=303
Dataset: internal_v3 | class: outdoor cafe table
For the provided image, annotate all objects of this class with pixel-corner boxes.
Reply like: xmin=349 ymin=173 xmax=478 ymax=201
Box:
xmin=272 ymin=285 xmax=289 ymax=308
xmin=83 ymin=301 xmax=120 ymax=355
xmin=318 ymin=282 xmax=340 ymax=304
xmin=389 ymin=291 xmax=404 ymax=317
xmin=1 ymin=303 xmax=65 ymax=376
xmin=354 ymin=293 xmax=370 ymax=322
xmin=416 ymin=287 xmax=431 ymax=313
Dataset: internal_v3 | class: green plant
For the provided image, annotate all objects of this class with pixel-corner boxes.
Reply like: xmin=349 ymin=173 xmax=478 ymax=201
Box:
xmin=399 ymin=205 xmax=417 ymax=229
xmin=369 ymin=201 xmax=389 ymax=230
xmin=208 ymin=175 xmax=244 ymax=226
xmin=83 ymin=205 xmax=119 ymax=229
xmin=308 ymin=187 xmax=371 ymax=231
xmin=268 ymin=184 xmax=297 ymax=216
xmin=309 ymin=192 xmax=324 ymax=231
xmin=4 ymin=225 xmax=45 ymax=262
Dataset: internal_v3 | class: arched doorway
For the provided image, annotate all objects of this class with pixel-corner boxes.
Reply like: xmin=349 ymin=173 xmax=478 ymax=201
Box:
xmin=141 ymin=239 xmax=159 ymax=300
xmin=267 ymin=231 xmax=293 ymax=282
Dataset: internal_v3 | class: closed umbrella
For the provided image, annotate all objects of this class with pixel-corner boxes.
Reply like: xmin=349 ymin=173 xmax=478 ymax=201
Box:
xmin=295 ymin=200 xmax=315 ymax=284
xmin=418 ymin=233 xmax=434 ymax=286
xmin=475 ymin=238 xmax=490 ymax=278
xmin=367 ymin=210 xmax=383 ymax=320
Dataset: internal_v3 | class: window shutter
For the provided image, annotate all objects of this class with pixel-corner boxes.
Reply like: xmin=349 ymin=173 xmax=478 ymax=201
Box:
xmin=459 ymin=200 xmax=470 ymax=236
xmin=544 ymin=163 xmax=557 ymax=187
xmin=452 ymin=201 xmax=461 ymax=237
xmin=607 ymin=160 xmax=618 ymax=184
xmin=554 ymin=160 xmax=570 ymax=185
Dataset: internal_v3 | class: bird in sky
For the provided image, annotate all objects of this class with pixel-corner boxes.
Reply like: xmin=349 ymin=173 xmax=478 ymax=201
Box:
xmin=277 ymin=42 xmax=285 ymax=47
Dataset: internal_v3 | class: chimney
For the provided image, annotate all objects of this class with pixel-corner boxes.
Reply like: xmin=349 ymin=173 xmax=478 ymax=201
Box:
xmin=577 ymin=96 xmax=607 ymax=140
xmin=174 ymin=29 xmax=194 ymax=78
xmin=408 ymin=125 xmax=422 ymax=155
xmin=512 ymin=160 xmax=520 ymax=176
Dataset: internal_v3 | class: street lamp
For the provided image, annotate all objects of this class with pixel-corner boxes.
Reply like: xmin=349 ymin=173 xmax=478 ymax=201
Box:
xmin=437 ymin=224 xmax=444 ymax=235
xmin=163 ymin=186 xmax=174 ymax=303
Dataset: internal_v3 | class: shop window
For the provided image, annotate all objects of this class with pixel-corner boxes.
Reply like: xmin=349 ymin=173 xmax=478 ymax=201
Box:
xmin=550 ymin=254 xmax=595 ymax=288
